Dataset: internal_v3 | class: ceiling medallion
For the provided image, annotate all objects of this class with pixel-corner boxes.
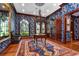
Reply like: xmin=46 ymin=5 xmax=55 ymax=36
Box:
xmin=35 ymin=3 xmax=45 ymax=7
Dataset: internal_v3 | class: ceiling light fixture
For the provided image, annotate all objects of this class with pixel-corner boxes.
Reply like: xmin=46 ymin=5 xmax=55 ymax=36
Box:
xmin=33 ymin=11 xmax=36 ymax=15
xmin=2 ymin=5 xmax=5 ymax=8
xmin=35 ymin=3 xmax=45 ymax=7
xmin=42 ymin=14 xmax=45 ymax=16
xmin=22 ymin=3 xmax=25 ymax=6
xmin=35 ymin=3 xmax=45 ymax=16
xmin=53 ymin=4 xmax=57 ymax=6
xmin=47 ymin=9 xmax=49 ymax=13
xmin=22 ymin=9 xmax=25 ymax=12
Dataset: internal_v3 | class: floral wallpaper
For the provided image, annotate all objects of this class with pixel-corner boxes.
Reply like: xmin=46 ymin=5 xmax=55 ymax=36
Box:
xmin=48 ymin=3 xmax=79 ymax=42
xmin=74 ymin=17 xmax=79 ymax=40
xmin=15 ymin=15 xmax=35 ymax=37
xmin=62 ymin=3 xmax=79 ymax=41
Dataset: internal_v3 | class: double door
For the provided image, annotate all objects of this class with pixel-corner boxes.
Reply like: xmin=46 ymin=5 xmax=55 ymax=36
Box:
xmin=55 ymin=18 xmax=62 ymax=41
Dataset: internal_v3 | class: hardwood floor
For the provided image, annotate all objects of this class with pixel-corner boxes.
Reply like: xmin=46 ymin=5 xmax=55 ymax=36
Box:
xmin=0 ymin=44 xmax=18 ymax=56
xmin=49 ymin=38 xmax=79 ymax=52
xmin=0 ymin=37 xmax=79 ymax=56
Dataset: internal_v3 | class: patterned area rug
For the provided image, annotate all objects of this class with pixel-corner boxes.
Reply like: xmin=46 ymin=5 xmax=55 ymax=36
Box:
xmin=16 ymin=39 xmax=79 ymax=56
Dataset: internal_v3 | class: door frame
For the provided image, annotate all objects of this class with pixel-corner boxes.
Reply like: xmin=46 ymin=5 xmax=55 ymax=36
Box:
xmin=64 ymin=8 xmax=79 ymax=43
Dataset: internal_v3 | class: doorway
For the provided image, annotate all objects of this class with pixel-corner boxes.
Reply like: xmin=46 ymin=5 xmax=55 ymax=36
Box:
xmin=64 ymin=9 xmax=79 ymax=43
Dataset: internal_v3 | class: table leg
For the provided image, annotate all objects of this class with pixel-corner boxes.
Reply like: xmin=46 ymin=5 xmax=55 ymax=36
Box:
xmin=45 ymin=38 xmax=46 ymax=47
xmin=41 ymin=38 xmax=42 ymax=42
xmin=34 ymin=36 xmax=35 ymax=43
xmin=36 ymin=38 xmax=37 ymax=47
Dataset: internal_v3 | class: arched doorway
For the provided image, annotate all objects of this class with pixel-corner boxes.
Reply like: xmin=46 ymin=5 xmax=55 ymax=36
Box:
xmin=20 ymin=19 xmax=29 ymax=36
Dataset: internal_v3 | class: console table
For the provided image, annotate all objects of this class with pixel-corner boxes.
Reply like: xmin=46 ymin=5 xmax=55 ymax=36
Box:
xmin=34 ymin=34 xmax=47 ymax=47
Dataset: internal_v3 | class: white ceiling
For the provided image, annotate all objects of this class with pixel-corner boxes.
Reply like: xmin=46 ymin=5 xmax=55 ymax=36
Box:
xmin=72 ymin=11 xmax=79 ymax=16
xmin=13 ymin=3 xmax=62 ymax=17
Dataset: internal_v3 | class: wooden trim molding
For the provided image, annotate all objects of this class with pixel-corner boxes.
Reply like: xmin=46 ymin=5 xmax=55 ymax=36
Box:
xmin=64 ymin=15 xmax=67 ymax=44
xmin=0 ymin=10 xmax=9 ymax=13
xmin=65 ymin=8 xmax=79 ymax=16
xmin=45 ymin=18 xmax=47 ymax=34
xmin=46 ymin=8 xmax=62 ymax=18
xmin=8 ymin=10 xmax=12 ymax=38
xmin=63 ymin=8 xmax=79 ymax=43
xmin=16 ymin=13 xmax=45 ymax=18
xmin=4 ymin=3 xmax=12 ymax=38
xmin=60 ymin=3 xmax=68 ymax=7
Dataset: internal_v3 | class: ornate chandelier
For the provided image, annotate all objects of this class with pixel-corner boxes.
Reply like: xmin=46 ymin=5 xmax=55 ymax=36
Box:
xmin=35 ymin=3 xmax=45 ymax=17
xmin=35 ymin=3 xmax=45 ymax=7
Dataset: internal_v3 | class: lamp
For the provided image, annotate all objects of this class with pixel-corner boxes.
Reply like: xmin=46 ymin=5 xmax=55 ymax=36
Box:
xmin=35 ymin=3 xmax=45 ymax=17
